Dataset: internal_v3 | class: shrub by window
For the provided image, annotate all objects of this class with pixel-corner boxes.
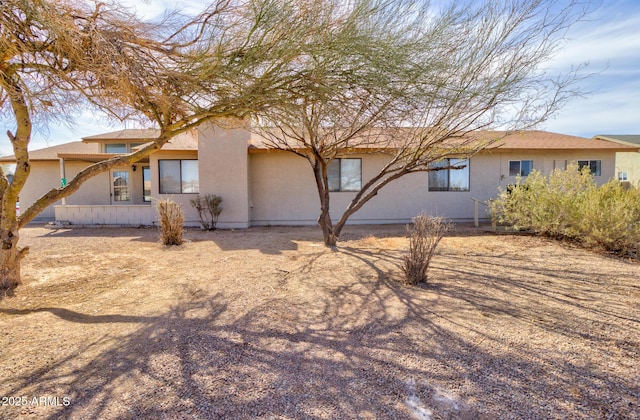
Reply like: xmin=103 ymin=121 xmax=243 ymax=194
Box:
xmin=428 ymin=158 xmax=469 ymax=191
xmin=578 ymin=160 xmax=601 ymax=176
xmin=509 ymin=160 xmax=533 ymax=176
xmin=159 ymin=159 xmax=199 ymax=194
xmin=328 ymin=158 xmax=361 ymax=191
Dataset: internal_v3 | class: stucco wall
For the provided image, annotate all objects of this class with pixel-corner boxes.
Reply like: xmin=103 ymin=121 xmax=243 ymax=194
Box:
xmin=615 ymin=152 xmax=640 ymax=187
xmin=248 ymin=149 xmax=619 ymax=225
xmin=491 ymin=150 xmax=618 ymax=188
xmin=248 ymin=152 xmax=501 ymax=225
xmin=196 ymin=124 xmax=251 ymax=228
xmin=21 ymin=128 xmax=621 ymax=227
xmin=19 ymin=161 xmax=114 ymax=220
xmin=18 ymin=161 xmax=60 ymax=220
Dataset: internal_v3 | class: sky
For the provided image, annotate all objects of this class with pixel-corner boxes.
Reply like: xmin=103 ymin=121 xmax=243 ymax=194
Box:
xmin=2 ymin=0 xmax=639 ymax=154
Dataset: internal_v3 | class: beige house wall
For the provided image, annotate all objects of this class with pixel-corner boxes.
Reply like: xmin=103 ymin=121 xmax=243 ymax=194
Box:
xmin=19 ymin=161 xmax=115 ymax=220
xmin=249 ymin=149 xmax=620 ymax=225
xmin=17 ymin=161 xmax=60 ymax=220
xmin=197 ymin=124 xmax=251 ymax=228
xmin=491 ymin=149 xmax=618 ymax=188
xmin=615 ymin=152 xmax=640 ymax=187
xmin=18 ymin=125 xmax=623 ymax=226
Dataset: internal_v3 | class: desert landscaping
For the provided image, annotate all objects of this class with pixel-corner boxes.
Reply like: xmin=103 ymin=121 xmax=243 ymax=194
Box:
xmin=0 ymin=224 xmax=638 ymax=419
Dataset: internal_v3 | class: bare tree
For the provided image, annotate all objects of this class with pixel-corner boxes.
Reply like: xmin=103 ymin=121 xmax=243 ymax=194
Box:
xmin=0 ymin=0 xmax=328 ymax=289
xmin=254 ymin=0 xmax=588 ymax=246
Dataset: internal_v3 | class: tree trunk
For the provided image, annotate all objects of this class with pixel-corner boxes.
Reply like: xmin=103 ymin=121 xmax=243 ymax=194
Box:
xmin=312 ymin=159 xmax=338 ymax=247
xmin=0 ymin=226 xmax=28 ymax=290
xmin=318 ymin=207 xmax=338 ymax=247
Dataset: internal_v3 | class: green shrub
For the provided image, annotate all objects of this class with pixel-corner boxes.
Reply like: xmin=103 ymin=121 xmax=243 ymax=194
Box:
xmin=402 ymin=213 xmax=451 ymax=285
xmin=491 ymin=163 xmax=640 ymax=255
xmin=190 ymin=194 xmax=223 ymax=230
xmin=156 ymin=199 xmax=184 ymax=245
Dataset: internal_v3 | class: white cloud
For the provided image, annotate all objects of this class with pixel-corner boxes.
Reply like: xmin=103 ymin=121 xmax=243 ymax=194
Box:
xmin=541 ymin=1 xmax=640 ymax=136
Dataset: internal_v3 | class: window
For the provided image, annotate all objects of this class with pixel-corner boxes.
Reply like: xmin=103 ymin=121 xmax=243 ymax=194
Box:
xmin=112 ymin=171 xmax=130 ymax=201
xmin=578 ymin=160 xmax=601 ymax=176
xmin=428 ymin=158 xmax=470 ymax=191
xmin=105 ymin=143 xmax=127 ymax=153
xmin=143 ymin=167 xmax=151 ymax=202
xmin=105 ymin=142 xmax=147 ymax=153
xmin=328 ymin=159 xmax=361 ymax=192
xmin=159 ymin=160 xmax=199 ymax=194
xmin=618 ymin=171 xmax=628 ymax=181
xmin=509 ymin=160 xmax=533 ymax=177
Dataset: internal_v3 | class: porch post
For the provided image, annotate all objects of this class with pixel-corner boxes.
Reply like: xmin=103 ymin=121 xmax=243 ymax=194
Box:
xmin=59 ymin=158 xmax=66 ymax=205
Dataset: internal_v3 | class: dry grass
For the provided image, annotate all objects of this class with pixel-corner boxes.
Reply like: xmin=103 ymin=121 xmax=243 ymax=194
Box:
xmin=0 ymin=224 xmax=638 ymax=419
xmin=156 ymin=199 xmax=184 ymax=245
xmin=402 ymin=214 xmax=451 ymax=285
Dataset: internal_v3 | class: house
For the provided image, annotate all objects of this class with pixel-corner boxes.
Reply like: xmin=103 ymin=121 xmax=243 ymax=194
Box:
xmin=592 ymin=135 xmax=640 ymax=187
xmin=1 ymin=124 xmax=638 ymax=227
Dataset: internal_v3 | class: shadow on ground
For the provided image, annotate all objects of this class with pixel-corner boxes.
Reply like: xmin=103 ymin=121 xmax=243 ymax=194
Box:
xmin=1 ymin=230 xmax=638 ymax=419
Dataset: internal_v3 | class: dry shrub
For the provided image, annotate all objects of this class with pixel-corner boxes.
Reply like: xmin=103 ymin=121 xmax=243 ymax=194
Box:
xmin=402 ymin=213 xmax=451 ymax=285
xmin=190 ymin=194 xmax=223 ymax=230
xmin=491 ymin=163 xmax=640 ymax=256
xmin=156 ymin=199 xmax=184 ymax=245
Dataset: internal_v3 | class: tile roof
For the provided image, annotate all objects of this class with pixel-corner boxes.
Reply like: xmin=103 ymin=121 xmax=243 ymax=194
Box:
xmin=490 ymin=131 xmax=638 ymax=150
xmin=0 ymin=130 xmax=198 ymax=162
xmin=2 ymin=129 xmax=636 ymax=163
xmin=248 ymin=130 xmax=639 ymax=151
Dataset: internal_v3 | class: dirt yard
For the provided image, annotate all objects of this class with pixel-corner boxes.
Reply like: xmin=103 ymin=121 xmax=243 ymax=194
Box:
xmin=0 ymin=224 xmax=638 ymax=419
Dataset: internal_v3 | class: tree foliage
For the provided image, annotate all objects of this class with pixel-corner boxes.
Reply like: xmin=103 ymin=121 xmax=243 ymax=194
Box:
xmin=0 ymin=0 xmax=340 ymax=288
xmin=253 ymin=0 xmax=589 ymax=246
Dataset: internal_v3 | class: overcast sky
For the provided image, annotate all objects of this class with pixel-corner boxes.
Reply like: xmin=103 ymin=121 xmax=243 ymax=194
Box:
xmin=3 ymin=0 xmax=639 ymax=153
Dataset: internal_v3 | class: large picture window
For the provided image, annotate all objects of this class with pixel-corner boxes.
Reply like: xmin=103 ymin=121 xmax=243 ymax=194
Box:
xmin=509 ymin=160 xmax=533 ymax=177
xmin=328 ymin=158 xmax=361 ymax=192
xmin=577 ymin=160 xmax=601 ymax=176
xmin=159 ymin=160 xmax=199 ymax=194
xmin=428 ymin=158 xmax=469 ymax=191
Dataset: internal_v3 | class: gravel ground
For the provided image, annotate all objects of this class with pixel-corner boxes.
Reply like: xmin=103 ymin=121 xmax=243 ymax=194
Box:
xmin=0 ymin=224 xmax=638 ymax=419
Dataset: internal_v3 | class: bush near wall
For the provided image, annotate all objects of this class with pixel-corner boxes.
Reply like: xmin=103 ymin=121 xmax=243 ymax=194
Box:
xmin=491 ymin=163 xmax=640 ymax=257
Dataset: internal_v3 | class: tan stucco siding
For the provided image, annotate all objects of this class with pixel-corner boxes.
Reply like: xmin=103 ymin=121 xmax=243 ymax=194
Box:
xmin=249 ymin=152 xmax=319 ymax=224
xmin=249 ymin=152 xmax=500 ymax=225
xmin=615 ymin=152 xmax=640 ymax=187
xmin=18 ymin=161 xmax=113 ymax=220
xmin=197 ymin=124 xmax=251 ymax=228
xmin=17 ymin=161 xmax=60 ymax=220
xmin=491 ymin=150 xmax=619 ymax=188
xmin=65 ymin=162 xmax=111 ymax=205
xmin=249 ymin=150 xmax=620 ymax=225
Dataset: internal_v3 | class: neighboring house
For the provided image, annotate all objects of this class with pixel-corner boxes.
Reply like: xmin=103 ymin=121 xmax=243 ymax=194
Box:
xmin=592 ymin=135 xmax=640 ymax=187
xmin=1 ymin=124 xmax=637 ymax=227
